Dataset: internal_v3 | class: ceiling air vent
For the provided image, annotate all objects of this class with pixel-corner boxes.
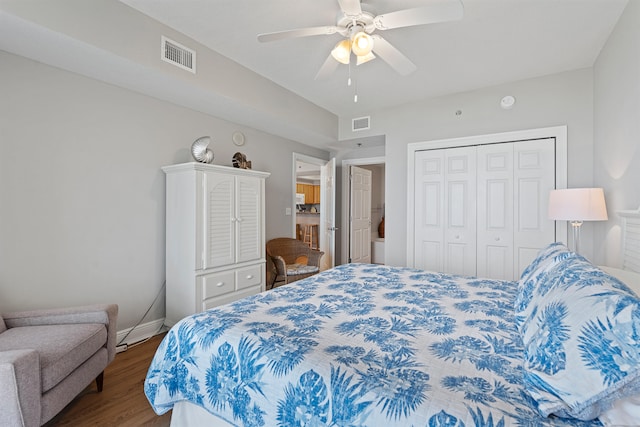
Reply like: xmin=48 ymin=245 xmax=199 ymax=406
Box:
xmin=352 ymin=116 xmax=370 ymax=132
xmin=161 ymin=36 xmax=196 ymax=73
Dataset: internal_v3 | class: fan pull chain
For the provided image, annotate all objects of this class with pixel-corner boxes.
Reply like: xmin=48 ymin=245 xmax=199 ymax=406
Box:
xmin=351 ymin=63 xmax=358 ymax=103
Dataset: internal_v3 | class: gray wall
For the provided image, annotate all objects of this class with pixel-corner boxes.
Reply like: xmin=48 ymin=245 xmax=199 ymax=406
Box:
xmin=339 ymin=68 xmax=596 ymax=266
xmin=0 ymin=51 xmax=328 ymax=329
xmin=594 ymin=0 xmax=640 ymax=267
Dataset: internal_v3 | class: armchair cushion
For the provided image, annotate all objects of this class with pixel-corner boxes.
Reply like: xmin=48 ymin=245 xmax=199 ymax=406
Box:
xmin=0 ymin=323 xmax=107 ymax=392
xmin=0 ymin=304 xmax=117 ymax=426
xmin=286 ymin=264 xmax=319 ymax=276
xmin=0 ymin=315 xmax=6 ymax=333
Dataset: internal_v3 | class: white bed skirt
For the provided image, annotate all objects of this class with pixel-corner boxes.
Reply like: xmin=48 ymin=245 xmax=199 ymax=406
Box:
xmin=171 ymin=401 xmax=235 ymax=427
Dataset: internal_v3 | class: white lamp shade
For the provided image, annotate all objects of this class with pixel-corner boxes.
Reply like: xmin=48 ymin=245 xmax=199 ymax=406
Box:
xmin=331 ymin=39 xmax=351 ymax=65
xmin=548 ymin=188 xmax=608 ymax=221
xmin=351 ymin=32 xmax=373 ymax=56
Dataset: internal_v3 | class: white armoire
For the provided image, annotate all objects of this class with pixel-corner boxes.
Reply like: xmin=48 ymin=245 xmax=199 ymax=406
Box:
xmin=412 ymin=138 xmax=556 ymax=281
xmin=162 ymin=162 xmax=270 ymax=326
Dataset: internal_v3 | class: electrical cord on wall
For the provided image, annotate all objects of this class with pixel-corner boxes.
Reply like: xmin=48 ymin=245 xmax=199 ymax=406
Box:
xmin=117 ymin=280 xmax=166 ymax=348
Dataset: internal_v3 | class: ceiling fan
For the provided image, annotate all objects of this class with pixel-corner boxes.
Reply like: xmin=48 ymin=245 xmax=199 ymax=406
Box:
xmin=257 ymin=0 xmax=464 ymax=79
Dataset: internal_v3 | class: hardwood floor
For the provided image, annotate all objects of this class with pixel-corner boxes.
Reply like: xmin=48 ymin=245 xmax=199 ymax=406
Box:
xmin=45 ymin=333 xmax=172 ymax=427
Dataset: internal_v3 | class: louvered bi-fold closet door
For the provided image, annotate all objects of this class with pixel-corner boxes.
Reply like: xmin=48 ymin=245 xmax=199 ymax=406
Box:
xmin=414 ymin=146 xmax=477 ymax=276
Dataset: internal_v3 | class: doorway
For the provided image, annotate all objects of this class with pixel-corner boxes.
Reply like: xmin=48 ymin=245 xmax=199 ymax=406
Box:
xmin=292 ymin=153 xmax=336 ymax=270
xmin=341 ymin=157 xmax=386 ymax=265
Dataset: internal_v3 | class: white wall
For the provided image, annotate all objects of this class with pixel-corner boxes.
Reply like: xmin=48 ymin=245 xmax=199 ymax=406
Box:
xmin=339 ymin=68 xmax=596 ymax=266
xmin=0 ymin=51 xmax=328 ymax=329
xmin=594 ymin=1 xmax=640 ymax=267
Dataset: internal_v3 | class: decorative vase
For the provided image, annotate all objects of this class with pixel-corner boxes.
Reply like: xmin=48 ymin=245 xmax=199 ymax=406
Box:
xmin=378 ymin=217 xmax=385 ymax=238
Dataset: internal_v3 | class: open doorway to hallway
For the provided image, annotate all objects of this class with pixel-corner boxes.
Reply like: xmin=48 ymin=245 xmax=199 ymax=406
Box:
xmin=341 ymin=157 xmax=386 ymax=265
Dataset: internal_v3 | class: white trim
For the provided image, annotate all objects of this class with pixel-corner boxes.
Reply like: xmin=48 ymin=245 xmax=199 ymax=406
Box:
xmin=406 ymin=126 xmax=568 ymax=266
xmin=116 ymin=318 xmax=167 ymax=346
xmin=341 ymin=156 xmax=386 ymax=265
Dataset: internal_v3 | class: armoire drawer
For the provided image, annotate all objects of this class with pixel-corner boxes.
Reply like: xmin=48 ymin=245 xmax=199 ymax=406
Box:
xmin=236 ymin=264 xmax=262 ymax=290
xmin=200 ymin=270 xmax=235 ymax=299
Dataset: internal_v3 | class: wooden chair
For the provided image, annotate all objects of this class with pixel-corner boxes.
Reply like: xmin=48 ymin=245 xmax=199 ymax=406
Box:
xmin=266 ymin=238 xmax=324 ymax=289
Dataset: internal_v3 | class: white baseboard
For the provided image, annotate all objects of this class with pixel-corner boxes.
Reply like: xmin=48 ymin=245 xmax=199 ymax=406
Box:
xmin=116 ymin=317 xmax=167 ymax=347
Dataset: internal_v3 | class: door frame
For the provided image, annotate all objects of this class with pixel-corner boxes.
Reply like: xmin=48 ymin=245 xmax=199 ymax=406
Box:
xmin=292 ymin=153 xmax=335 ymax=268
xmin=341 ymin=156 xmax=386 ymax=265
xmin=406 ymin=125 xmax=568 ymax=267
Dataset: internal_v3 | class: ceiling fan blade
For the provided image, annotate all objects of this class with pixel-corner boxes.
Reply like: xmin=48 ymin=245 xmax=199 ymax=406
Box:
xmin=315 ymin=54 xmax=340 ymax=80
xmin=337 ymin=0 xmax=362 ymax=17
xmin=371 ymin=35 xmax=416 ymax=76
xmin=258 ymin=26 xmax=339 ymax=43
xmin=374 ymin=0 xmax=463 ymax=30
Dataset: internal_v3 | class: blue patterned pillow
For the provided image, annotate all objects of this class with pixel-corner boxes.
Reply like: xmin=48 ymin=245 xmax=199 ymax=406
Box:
xmin=515 ymin=242 xmax=576 ymax=332
xmin=520 ymin=255 xmax=640 ymax=420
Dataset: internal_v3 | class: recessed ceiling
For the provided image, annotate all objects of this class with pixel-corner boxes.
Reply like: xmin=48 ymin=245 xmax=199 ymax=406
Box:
xmin=120 ymin=0 xmax=628 ymax=118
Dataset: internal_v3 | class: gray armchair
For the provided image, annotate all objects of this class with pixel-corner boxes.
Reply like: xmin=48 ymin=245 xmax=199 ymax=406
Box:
xmin=0 ymin=304 xmax=118 ymax=426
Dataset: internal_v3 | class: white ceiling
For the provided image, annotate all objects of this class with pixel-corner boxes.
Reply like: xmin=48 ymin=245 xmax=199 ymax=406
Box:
xmin=121 ymin=0 xmax=627 ymax=118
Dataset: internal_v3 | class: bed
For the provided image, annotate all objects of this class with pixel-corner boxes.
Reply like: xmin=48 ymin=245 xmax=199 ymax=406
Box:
xmin=145 ymin=243 xmax=640 ymax=427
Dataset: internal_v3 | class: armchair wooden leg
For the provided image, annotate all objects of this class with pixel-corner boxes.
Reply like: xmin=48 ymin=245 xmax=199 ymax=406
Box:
xmin=96 ymin=371 xmax=104 ymax=392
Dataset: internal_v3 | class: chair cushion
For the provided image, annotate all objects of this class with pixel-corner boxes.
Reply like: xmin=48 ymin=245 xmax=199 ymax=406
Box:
xmin=0 ymin=314 xmax=6 ymax=333
xmin=0 ymin=323 xmax=107 ymax=392
xmin=286 ymin=263 xmax=319 ymax=276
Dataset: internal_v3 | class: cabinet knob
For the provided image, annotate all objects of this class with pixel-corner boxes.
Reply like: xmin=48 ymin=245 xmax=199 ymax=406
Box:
xmin=216 ymin=282 xmax=225 ymax=287
xmin=246 ymin=274 xmax=253 ymax=279
xmin=236 ymin=217 xmax=243 ymax=222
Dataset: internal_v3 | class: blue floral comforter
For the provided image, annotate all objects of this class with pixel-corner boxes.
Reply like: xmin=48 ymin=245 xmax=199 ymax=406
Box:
xmin=145 ymin=263 xmax=601 ymax=426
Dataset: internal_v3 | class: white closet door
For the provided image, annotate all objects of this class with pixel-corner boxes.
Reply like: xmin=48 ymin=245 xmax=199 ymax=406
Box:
xmin=444 ymin=147 xmax=477 ymax=276
xmin=414 ymin=150 xmax=445 ymax=272
xmin=477 ymin=144 xmax=514 ymax=280
xmin=513 ymin=138 xmax=556 ymax=276
xmin=414 ymin=147 xmax=476 ymax=274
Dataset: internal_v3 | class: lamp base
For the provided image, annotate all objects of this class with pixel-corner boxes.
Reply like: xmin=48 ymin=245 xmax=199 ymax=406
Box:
xmin=570 ymin=221 xmax=583 ymax=254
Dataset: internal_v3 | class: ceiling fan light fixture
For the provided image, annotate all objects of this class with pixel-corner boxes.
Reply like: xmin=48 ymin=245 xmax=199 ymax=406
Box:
xmin=331 ymin=39 xmax=351 ymax=64
xmin=351 ymin=31 xmax=374 ymax=56
xmin=356 ymin=51 xmax=376 ymax=65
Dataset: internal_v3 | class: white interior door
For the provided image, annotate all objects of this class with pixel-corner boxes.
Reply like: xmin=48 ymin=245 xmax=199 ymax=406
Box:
xmin=443 ymin=147 xmax=477 ymax=276
xmin=349 ymin=166 xmax=372 ymax=263
xmin=414 ymin=150 xmax=445 ymax=272
xmin=477 ymin=143 xmax=514 ymax=280
xmin=513 ymin=138 xmax=556 ymax=275
xmin=320 ymin=158 xmax=336 ymax=270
